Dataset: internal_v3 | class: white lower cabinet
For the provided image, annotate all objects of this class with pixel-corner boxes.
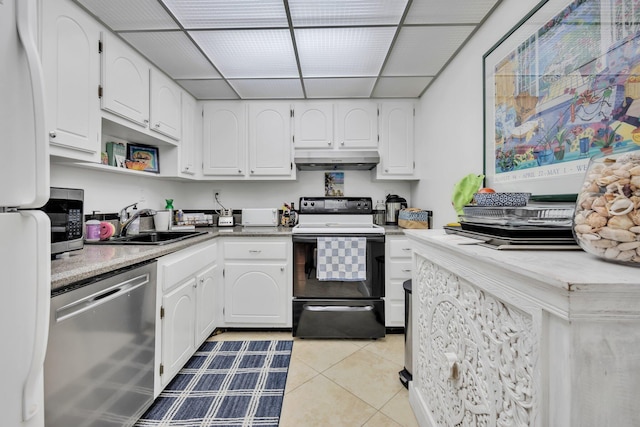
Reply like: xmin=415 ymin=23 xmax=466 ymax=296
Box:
xmin=155 ymin=240 xmax=219 ymax=395
xmin=222 ymin=238 xmax=291 ymax=327
xmin=385 ymin=234 xmax=412 ymax=327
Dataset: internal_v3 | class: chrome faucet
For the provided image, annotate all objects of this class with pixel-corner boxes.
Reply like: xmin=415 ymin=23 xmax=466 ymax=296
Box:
xmin=119 ymin=208 xmax=157 ymax=237
xmin=119 ymin=202 xmax=138 ymax=223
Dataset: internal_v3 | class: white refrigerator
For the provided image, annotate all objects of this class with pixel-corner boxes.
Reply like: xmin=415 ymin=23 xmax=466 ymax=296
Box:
xmin=1 ymin=1 xmax=51 ymax=427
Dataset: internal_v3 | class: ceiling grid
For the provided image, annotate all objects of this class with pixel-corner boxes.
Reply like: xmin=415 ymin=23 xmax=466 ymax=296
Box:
xmin=74 ymin=0 xmax=502 ymax=99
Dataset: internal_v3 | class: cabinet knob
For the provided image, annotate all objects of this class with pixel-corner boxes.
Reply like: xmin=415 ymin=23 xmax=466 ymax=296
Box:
xmin=155 ymin=123 xmax=160 ymax=128
xmin=238 ymin=169 xmax=242 ymax=174
xmin=444 ymin=352 xmax=459 ymax=381
xmin=402 ymin=269 xmax=412 ymax=273
xmin=249 ymin=249 xmax=262 ymax=253
xmin=385 ymin=169 xmax=389 ymax=173
xmin=341 ymin=141 xmax=345 ymax=146
xmin=280 ymin=266 xmax=285 ymax=271
xmin=144 ymin=119 xmax=149 ymax=123
xmin=328 ymin=141 xmax=332 ymax=146
xmin=49 ymin=131 xmax=56 ymax=138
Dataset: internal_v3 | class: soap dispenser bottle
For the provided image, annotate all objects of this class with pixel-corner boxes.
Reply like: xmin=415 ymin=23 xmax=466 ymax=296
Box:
xmin=85 ymin=211 xmax=101 ymax=242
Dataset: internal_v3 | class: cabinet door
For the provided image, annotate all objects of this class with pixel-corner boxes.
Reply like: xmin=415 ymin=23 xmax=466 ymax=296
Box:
xmin=378 ymin=102 xmax=415 ymax=177
xmin=202 ymin=102 xmax=246 ymax=176
xmin=335 ymin=102 xmax=378 ymax=149
xmin=150 ymin=69 xmax=181 ymax=140
xmin=293 ymin=103 xmax=333 ymax=149
xmin=101 ymin=32 xmax=150 ymax=128
xmin=161 ymin=278 xmax=196 ymax=386
xmin=180 ymin=91 xmax=196 ymax=175
xmin=42 ymin=0 xmax=100 ymax=160
xmin=248 ymin=103 xmax=293 ymax=177
xmin=224 ymin=263 xmax=288 ymax=325
xmin=195 ymin=263 xmax=219 ymax=344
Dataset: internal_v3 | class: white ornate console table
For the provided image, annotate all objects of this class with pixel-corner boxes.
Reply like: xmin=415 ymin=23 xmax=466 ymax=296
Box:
xmin=404 ymin=229 xmax=640 ymax=427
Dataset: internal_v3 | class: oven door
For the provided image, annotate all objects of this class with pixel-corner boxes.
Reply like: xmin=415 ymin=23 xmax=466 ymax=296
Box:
xmin=292 ymin=234 xmax=385 ymax=299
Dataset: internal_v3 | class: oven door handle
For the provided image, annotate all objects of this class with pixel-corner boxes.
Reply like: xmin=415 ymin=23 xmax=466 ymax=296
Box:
xmin=305 ymin=305 xmax=374 ymax=312
xmin=292 ymin=235 xmax=385 ymax=243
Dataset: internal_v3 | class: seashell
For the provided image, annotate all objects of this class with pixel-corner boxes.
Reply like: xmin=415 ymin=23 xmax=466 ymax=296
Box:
xmin=592 ymin=196 xmax=607 ymax=208
xmin=589 ymin=239 xmax=617 ymax=248
xmin=614 ymin=168 xmax=631 ymax=178
xmin=585 ymin=212 xmax=607 ymax=229
xmin=597 ymin=227 xmax=637 ymax=242
xmin=604 ymin=247 xmax=621 ymax=259
xmin=630 ymin=212 xmax=640 ymax=226
xmin=596 ymin=175 xmax=619 ymax=186
xmin=574 ymin=224 xmax=594 ymax=234
xmin=617 ymin=250 xmax=636 ymax=261
xmin=631 ymin=176 xmax=640 ymax=188
xmin=616 ymin=241 xmax=640 ymax=251
xmin=608 ymin=198 xmax=634 ymax=216
xmin=574 ymin=213 xmax=588 ymax=225
xmin=629 ymin=165 xmax=640 ymax=176
xmin=608 ymin=214 xmax=634 ymax=229
xmin=578 ymin=233 xmax=601 ymax=241
xmin=593 ymin=206 xmax=608 ymax=216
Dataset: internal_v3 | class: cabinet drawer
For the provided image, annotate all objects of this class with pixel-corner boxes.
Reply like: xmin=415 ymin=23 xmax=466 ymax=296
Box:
xmin=389 ymin=239 xmax=412 ymax=258
xmin=388 ymin=261 xmax=412 ymax=279
xmin=386 ymin=278 xmax=408 ymax=299
xmin=224 ymin=241 xmax=288 ymax=260
xmin=160 ymin=242 xmax=217 ymax=290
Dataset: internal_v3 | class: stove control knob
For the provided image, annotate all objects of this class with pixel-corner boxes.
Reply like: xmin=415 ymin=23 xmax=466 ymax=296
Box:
xmin=310 ymin=202 xmax=315 ymax=206
xmin=303 ymin=201 xmax=308 ymax=206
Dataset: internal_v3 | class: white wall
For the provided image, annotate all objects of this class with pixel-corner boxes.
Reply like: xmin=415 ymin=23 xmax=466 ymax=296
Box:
xmin=412 ymin=0 xmax=542 ymax=228
xmin=51 ymin=163 xmax=411 ymax=215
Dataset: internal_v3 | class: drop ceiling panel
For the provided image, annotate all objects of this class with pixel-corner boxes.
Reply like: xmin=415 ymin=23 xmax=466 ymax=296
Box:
xmin=383 ymin=26 xmax=475 ymax=76
xmin=373 ymin=76 xmax=433 ymax=98
xmin=121 ymin=32 xmax=220 ymax=79
xmin=190 ymin=30 xmax=299 ymax=78
xmin=405 ymin=0 xmax=500 ymax=24
xmin=229 ymin=79 xmax=304 ymax=99
xmin=296 ymin=27 xmax=396 ymax=77
xmin=304 ymin=78 xmax=376 ymax=98
xmin=289 ymin=0 xmax=408 ymax=26
xmin=162 ymin=0 xmax=288 ymax=29
xmin=76 ymin=0 xmax=178 ymax=31
xmin=177 ymin=79 xmax=239 ymax=99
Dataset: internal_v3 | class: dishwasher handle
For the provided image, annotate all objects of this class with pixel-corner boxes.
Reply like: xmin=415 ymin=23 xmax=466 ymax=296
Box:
xmin=55 ymin=273 xmax=150 ymax=322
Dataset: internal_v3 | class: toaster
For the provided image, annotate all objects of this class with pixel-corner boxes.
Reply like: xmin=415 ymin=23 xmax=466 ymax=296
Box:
xmin=241 ymin=208 xmax=278 ymax=227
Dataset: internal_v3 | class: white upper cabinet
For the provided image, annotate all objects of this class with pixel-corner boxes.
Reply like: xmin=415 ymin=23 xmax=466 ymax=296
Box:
xmin=42 ymin=0 xmax=100 ymax=161
xmin=100 ymin=31 xmax=150 ymax=128
xmin=179 ymin=91 xmax=196 ymax=176
xmin=150 ymin=69 xmax=181 ymax=141
xmin=202 ymin=101 xmax=294 ymax=179
xmin=202 ymin=102 xmax=246 ymax=177
xmin=376 ymin=101 xmax=416 ymax=179
xmin=248 ymin=102 xmax=293 ymax=177
xmin=293 ymin=103 xmax=334 ymax=149
xmin=335 ymin=101 xmax=378 ymax=149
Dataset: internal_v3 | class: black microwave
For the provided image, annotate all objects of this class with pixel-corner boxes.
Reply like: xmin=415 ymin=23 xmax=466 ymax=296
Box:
xmin=41 ymin=187 xmax=84 ymax=256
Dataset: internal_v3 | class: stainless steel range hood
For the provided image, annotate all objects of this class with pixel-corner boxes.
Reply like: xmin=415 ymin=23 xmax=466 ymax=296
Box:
xmin=294 ymin=150 xmax=380 ymax=171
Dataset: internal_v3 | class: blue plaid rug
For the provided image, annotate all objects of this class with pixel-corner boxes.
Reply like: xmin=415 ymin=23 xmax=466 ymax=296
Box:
xmin=135 ymin=340 xmax=293 ymax=427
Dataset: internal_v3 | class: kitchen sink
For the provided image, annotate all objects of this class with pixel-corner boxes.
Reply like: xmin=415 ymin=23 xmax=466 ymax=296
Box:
xmin=87 ymin=230 xmax=209 ymax=245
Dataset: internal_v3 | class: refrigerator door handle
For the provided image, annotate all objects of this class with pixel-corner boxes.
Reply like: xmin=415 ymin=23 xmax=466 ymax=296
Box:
xmin=20 ymin=211 xmax=51 ymax=421
xmin=16 ymin=0 xmax=49 ymax=209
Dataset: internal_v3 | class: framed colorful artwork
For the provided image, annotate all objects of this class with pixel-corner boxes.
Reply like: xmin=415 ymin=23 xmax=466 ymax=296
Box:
xmin=484 ymin=0 xmax=640 ymax=197
xmin=127 ymin=143 xmax=160 ymax=173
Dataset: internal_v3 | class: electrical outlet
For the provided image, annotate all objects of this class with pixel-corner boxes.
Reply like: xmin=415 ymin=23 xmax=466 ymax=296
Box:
xmin=139 ymin=188 xmax=146 ymax=203
xmin=212 ymin=189 xmax=221 ymax=202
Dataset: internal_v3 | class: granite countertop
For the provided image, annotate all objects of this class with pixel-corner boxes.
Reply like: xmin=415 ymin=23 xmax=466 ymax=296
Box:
xmin=51 ymin=226 xmax=294 ymax=290
xmin=51 ymin=225 xmax=407 ymax=291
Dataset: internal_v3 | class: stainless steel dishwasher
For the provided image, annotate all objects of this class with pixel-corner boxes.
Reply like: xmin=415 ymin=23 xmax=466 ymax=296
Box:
xmin=44 ymin=261 xmax=157 ymax=427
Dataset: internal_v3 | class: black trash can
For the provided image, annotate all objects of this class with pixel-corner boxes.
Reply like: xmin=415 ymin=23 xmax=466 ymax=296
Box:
xmin=399 ymin=279 xmax=412 ymax=388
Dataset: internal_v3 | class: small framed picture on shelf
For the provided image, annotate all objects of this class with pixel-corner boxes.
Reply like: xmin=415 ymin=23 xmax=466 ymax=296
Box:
xmin=127 ymin=143 xmax=159 ymax=173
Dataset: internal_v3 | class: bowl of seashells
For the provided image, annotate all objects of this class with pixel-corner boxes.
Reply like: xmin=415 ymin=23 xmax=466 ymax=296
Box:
xmin=573 ymin=152 xmax=640 ymax=265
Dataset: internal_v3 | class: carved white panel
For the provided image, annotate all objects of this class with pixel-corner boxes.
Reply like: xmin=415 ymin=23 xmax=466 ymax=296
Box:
xmin=414 ymin=256 xmax=537 ymax=427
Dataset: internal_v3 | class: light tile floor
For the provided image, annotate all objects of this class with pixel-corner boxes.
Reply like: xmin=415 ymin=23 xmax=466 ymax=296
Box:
xmin=208 ymin=330 xmax=419 ymax=427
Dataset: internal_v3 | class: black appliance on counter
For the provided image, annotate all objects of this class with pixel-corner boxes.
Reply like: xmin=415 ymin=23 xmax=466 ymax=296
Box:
xmin=292 ymin=197 xmax=385 ymax=339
